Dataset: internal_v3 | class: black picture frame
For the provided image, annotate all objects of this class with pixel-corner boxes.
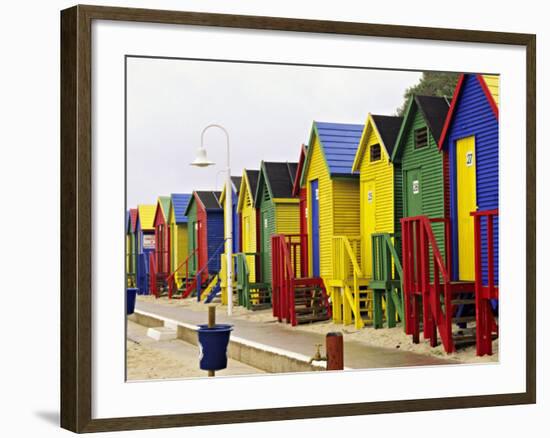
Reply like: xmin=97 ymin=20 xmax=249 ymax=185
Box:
xmin=60 ymin=4 xmax=536 ymax=433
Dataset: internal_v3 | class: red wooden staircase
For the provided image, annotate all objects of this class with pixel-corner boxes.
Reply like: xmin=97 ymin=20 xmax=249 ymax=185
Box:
xmin=401 ymin=214 xmax=498 ymax=355
xmin=166 ymin=248 xmax=198 ymax=299
xmin=271 ymin=234 xmax=331 ymax=325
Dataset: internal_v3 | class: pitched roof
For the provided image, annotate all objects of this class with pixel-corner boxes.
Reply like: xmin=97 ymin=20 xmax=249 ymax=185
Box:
xmin=245 ymin=169 xmax=259 ymax=201
xmin=231 ymin=176 xmax=242 ymax=191
xmin=312 ymin=121 xmax=364 ymax=176
xmin=438 ymin=73 xmax=499 ymax=150
xmin=261 ymin=161 xmax=298 ymax=199
xmin=137 ymin=205 xmax=156 ymax=231
xmin=157 ymin=196 xmax=171 ymax=221
xmin=352 ymin=114 xmax=403 ymax=171
xmin=292 ymin=144 xmax=308 ymax=196
xmin=392 ymin=95 xmax=450 ymax=162
xmin=127 ymin=208 xmax=138 ymax=233
xmin=195 ymin=191 xmax=222 ymax=211
xmin=219 ymin=176 xmax=243 ymax=204
xmin=415 ymin=95 xmax=450 ymax=141
xmin=170 ymin=194 xmax=192 ymax=224
xmin=371 ymin=115 xmax=403 ymax=157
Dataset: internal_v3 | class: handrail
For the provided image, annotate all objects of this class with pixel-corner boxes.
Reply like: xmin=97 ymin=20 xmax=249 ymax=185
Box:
xmin=384 ymin=234 xmax=403 ymax=278
xmin=167 ymin=247 xmax=198 ymax=299
xmin=197 ymin=239 xmax=227 ymax=277
xmin=471 ymin=209 xmax=499 ymax=356
xmin=167 ymin=248 xmax=198 ymax=282
xmin=401 ymin=215 xmax=454 ymax=350
xmin=371 ymin=232 xmax=403 ymax=280
xmin=421 ymin=217 xmax=449 ymax=283
xmin=333 ymin=235 xmax=362 ymax=278
xmin=149 ymin=251 xmax=158 ymax=297
xmin=196 ymin=239 xmax=227 ymax=301
xmin=401 ymin=216 xmax=450 ymax=282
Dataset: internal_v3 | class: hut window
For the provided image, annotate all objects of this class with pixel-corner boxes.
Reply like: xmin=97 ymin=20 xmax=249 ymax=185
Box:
xmin=370 ymin=144 xmax=381 ymax=162
xmin=414 ymin=127 xmax=428 ymax=149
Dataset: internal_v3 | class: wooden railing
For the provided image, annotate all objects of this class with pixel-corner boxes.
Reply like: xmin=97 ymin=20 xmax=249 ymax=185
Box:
xmin=332 ymin=236 xmax=365 ymax=329
xmin=472 ymin=209 xmax=499 ymax=356
xmin=167 ymin=248 xmax=198 ymax=299
xmin=371 ymin=233 xmax=404 ymax=325
xmin=148 ymin=252 xmax=158 ymax=298
xmin=272 ymin=235 xmax=295 ymax=322
xmin=401 ymin=216 xmax=453 ymax=351
xmin=195 ymin=239 xmax=226 ymax=301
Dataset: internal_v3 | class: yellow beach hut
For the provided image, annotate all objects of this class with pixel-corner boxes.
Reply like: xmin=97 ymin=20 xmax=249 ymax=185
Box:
xmin=166 ymin=194 xmax=192 ymax=293
xmin=300 ymin=121 xmax=365 ymax=328
xmin=351 ymin=114 xmax=404 ymax=328
xmin=218 ymin=176 xmax=241 ymax=304
xmin=236 ymin=169 xmax=260 ymax=281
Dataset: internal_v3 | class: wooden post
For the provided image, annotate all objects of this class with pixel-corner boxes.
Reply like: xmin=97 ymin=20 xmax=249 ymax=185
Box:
xmin=326 ymin=332 xmax=344 ymax=370
xmin=208 ymin=305 xmax=216 ymax=377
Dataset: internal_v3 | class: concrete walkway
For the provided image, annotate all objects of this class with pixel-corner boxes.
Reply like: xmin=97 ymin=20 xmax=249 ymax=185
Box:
xmin=136 ymin=300 xmax=458 ymax=370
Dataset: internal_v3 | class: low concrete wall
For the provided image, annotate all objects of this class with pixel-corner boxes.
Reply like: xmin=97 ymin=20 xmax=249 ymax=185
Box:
xmin=130 ymin=310 xmax=325 ymax=373
xmin=128 ymin=312 xmax=164 ymax=328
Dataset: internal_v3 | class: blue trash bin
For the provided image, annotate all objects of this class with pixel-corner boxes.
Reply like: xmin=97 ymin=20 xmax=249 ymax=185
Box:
xmin=127 ymin=288 xmax=138 ymax=315
xmin=197 ymin=324 xmax=233 ymax=371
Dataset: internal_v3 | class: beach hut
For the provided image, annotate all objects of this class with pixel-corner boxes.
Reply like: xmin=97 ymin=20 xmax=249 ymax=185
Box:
xmin=439 ymin=74 xmax=499 ymax=283
xmin=254 ymin=161 xmax=299 ymax=284
xmin=351 ymin=114 xmax=403 ymax=327
xmin=237 ymin=169 xmax=260 ymax=281
xmin=219 ymin=176 xmax=242 ymax=254
xmin=352 ymin=114 xmax=403 ymax=277
xmin=391 ymin=95 xmax=451 ymax=253
xmin=126 ymin=208 xmax=138 ymax=287
xmin=152 ymin=196 xmax=171 ymax=292
xmin=135 ymin=204 xmax=156 ymax=294
xmin=185 ymin=191 xmax=224 ymax=283
xmin=218 ymin=177 xmax=242 ymax=304
xmin=167 ymin=194 xmax=192 ymax=290
xmin=438 ymin=74 xmax=499 ymax=355
xmin=299 ymin=121 xmax=364 ymax=327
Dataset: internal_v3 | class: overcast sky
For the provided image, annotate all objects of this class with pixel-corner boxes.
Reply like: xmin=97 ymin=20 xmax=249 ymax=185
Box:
xmin=126 ymin=57 xmax=422 ymax=207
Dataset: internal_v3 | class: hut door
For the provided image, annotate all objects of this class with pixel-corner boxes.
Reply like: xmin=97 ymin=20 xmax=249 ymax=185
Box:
xmin=243 ymin=215 xmax=254 ymax=282
xmin=362 ymin=180 xmax=376 ymax=278
xmin=405 ymin=168 xmax=422 ymax=217
xmin=261 ymin=210 xmax=270 ymax=282
xmin=193 ymin=222 xmax=198 ymax=273
xmin=310 ymin=180 xmax=320 ymax=277
xmin=456 ymin=136 xmax=477 ymax=281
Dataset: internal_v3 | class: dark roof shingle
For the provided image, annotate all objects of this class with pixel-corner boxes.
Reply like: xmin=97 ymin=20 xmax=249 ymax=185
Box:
xmin=195 ymin=191 xmax=222 ymax=210
xmin=415 ymin=95 xmax=450 ymax=140
xmin=264 ymin=162 xmax=298 ymax=199
xmin=244 ymin=169 xmax=260 ymax=202
xmin=371 ymin=115 xmax=403 ymax=156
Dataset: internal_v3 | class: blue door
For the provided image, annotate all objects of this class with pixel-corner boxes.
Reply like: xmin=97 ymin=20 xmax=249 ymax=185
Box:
xmin=310 ymin=180 xmax=320 ymax=277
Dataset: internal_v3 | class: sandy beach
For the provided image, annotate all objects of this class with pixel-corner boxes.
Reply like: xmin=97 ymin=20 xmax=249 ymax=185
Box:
xmin=126 ymin=319 xmax=265 ymax=380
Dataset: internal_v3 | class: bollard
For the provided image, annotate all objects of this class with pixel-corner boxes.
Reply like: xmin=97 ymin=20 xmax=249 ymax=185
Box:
xmin=208 ymin=305 xmax=216 ymax=377
xmin=326 ymin=332 xmax=344 ymax=370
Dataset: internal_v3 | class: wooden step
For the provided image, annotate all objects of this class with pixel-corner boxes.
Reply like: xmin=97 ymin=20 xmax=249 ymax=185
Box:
xmin=296 ymin=314 xmax=330 ymax=324
xmin=452 ymin=299 xmax=476 ymax=305
xmin=453 ymin=316 xmax=476 ymax=324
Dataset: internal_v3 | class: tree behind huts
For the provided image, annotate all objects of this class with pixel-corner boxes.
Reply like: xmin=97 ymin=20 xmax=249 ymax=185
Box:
xmin=397 ymin=72 xmax=460 ymax=116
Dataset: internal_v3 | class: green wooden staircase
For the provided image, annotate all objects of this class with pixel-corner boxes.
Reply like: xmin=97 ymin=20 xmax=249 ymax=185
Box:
xmin=369 ymin=233 xmax=404 ymax=329
xmin=236 ymin=252 xmax=272 ymax=311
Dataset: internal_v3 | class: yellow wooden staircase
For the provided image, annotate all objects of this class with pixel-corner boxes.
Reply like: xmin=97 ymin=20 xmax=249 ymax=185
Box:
xmin=329 ymin=236 xmax=373 ymax=329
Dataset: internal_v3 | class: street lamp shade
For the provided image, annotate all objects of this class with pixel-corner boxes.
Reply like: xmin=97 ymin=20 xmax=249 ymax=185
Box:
xmin=190 ymin=147 xmax=215 ymax=167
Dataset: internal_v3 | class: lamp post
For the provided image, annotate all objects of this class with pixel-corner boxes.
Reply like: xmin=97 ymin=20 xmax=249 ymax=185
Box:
xmin=190 ymin=124 xmax=233 ymax=316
